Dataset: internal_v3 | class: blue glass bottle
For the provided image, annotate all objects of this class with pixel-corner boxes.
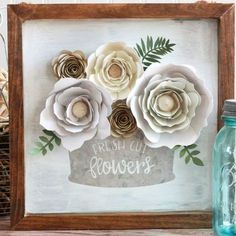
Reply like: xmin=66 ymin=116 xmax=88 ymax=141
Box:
xmin=213 ymin=100 xmax=236 ymax=236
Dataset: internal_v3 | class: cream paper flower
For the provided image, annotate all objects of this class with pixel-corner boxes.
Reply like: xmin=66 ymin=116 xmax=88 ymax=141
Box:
xmin=40 ymin=78 xmax=112 ymax=151
xmin=86 ymin=42 xmax=143 ymax=100
xmin=127 ymin=64 xmax=213 ymax=148
xmin=52 ymin=50 xmax=87 ymax=80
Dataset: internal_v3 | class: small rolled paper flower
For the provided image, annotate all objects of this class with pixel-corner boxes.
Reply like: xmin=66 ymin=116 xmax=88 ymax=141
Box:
xmin=52 ymin=50 xmax=87 ymax=80
xmin=109 ymin=100 xmax=137 ymax=138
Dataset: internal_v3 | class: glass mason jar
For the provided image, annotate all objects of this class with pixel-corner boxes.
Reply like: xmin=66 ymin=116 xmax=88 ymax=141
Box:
xmin=213 ymin=100 xmax=236 ymax=236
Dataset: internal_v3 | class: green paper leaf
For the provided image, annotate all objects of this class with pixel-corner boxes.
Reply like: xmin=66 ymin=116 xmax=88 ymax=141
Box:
xmin=161 ymin=38 xmax=166 ymax=46
xmin=172 ymin=145 xmax=181 ymax=151
xmin=49 ymin=143 xmax=54 ymax=151
xmin=42 ymin=129 xmax=54 ymax=136
xmin=187 ymin=144 xmax=197 ymax=149
xmin=54 ymin=136 xmax=61 ymax=146
xmin=136 ymin=44 xmax=143 ymax=57
xmin=192 ymin=157 xmax=204 ymax=166
xmin=150 ymin=36 xmax=153 ymax=49
xmin=31 ymin=130 xmax=61 ymax=157
xmin=35 ymin=141 xmax=44 ymax=148
xmin=141 ymin=38 xmax=146 ymax=53
xmin=154 ymin=37 xmax=160 ymax=48
xmin=42 ymin=148 xmax=47 ymax=156
xmin=134 ymin=48 xmax=140 ymax=56
xmin=191 ymin=150 xmax=200 ymax=156
xmin=143 ymin=62 xmax=152 ymax=67
xmin=148 ymin=53 xmax=161 ymax=60
xmin=135 ymin=36 xmax=175 ymax=70
xmin=185 ymin=155 xmax=191 ymax=164
xmin=175 ymin=144 xmax=204 ymax=166
xmin=30 ymin=147 xmax=41 ymax=155
xmin=145 ymin=57 xmax=160 ymax=63
xmin=39 ymin=136 xmax=49 ymax=143
xmin=180 ymin=148 xmax=186 ymax=158
xmin=147 ymin=36 xmax=153 ymax=50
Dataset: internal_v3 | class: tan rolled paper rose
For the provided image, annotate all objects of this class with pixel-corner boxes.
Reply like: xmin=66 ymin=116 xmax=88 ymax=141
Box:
xmin=52 ymin=50 xmax=87 ymax=80
xmin=109 ymin=100 xmax=137 ymax=138
xmin=40 ymin=78 xmax=112 ymax=151
xmin=0 ymin=69 xmax=8 ymax=130
xmin=127 ymin=64 xmax=213 ymax=148
xmin=86 ymin=42 xmax=143 ymax=100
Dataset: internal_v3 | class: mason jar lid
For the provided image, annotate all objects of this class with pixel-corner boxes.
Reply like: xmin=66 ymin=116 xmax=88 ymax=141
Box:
xmin=223 ymin=99 xmax=236 ymax=117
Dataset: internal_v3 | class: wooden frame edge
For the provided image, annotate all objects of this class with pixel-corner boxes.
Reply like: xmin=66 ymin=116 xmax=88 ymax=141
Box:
xmin=8 ymin=3 xmax=234 ymax=230
xmin=8 ymin=2 xmax=235 ymax=20
xmin=218 ymin=4 xmax=235 ymax=129
xmin=8 ymin=5 xmax=25 ymax=229
xmin=14 ymin=211 xmax=212 ymax=230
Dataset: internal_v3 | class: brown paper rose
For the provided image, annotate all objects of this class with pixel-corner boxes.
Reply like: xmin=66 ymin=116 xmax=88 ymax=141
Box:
xmin=109 ymin=100 xmax=137 ymax=138
xmin=52 ymin=50 xmax=87 ymax=80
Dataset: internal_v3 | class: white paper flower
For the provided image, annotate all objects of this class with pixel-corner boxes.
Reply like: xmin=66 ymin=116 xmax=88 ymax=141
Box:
xmin=40 ymin=78 xmax=112 ymax=151
xmin=127 ymin=64 xmax=213 ymax=148
xmin=86 ymin=42 xmax=143 ymax=100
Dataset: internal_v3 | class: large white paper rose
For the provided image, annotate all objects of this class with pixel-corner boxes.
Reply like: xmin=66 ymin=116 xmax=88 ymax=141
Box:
xmin=127 ymin=64 xmax=213 ymax=148
xmin=86 ymin=42 xmax=143 ymax=100
xmin=40 ymin=78 xmax=112 ymax=151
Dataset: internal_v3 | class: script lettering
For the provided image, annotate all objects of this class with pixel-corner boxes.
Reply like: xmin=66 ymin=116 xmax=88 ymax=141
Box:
xmin=89 ymin=156 xmax=155 ymax=179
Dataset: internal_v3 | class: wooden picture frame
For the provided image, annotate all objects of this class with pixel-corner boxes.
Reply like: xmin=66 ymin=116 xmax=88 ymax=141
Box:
xmin=8 ymin=3 xmax=234 ymax=230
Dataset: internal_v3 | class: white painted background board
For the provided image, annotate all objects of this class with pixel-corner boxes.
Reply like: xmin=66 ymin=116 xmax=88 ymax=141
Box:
xmin=21 ymin=19 xmax=217 ymax=213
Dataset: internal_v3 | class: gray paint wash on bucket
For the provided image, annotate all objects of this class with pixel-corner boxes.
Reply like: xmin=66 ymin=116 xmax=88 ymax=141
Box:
xmin=69 ymin=133 xmax=175 ymax=187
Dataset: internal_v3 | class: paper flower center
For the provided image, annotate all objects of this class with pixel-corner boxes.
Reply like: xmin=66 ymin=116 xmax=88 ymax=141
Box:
xmin=71 ymin=65 xmax=78 ymax=73
xmin=72 ymin=101 xmax=88 ymax=119
xmin=108 ymin=64 xmax=122 ymax=79
xmin=158 ymin=94 xmax=175 ymax=112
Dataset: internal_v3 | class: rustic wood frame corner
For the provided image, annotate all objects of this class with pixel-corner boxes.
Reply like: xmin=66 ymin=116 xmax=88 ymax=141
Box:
xmin=8 ymin=3 xmax=234 ymax=230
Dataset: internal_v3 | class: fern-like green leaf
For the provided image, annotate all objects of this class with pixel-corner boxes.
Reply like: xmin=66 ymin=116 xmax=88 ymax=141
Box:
xmin=145 ymin=57 xmax=160 ymax=63
xmin=147 ymin=36 xmax=153 ymax=50
xmin=172 ymin=143 xmax=204 ymax=167
xmin=141 ymin=38 xmax=146 ymax=53
xmin=136 ymin=44 xmax=143 ymax=57
xmin=192 ymin=157 xmax=204 ymax=166
xmin=143 ymin=62 xmax=152 ymax=67
xmin=148 ymin=54 xmax=161 ymax=60
xmin=54 ymin=136 xmax=61 ymax=146
xmin=185 ymin=155 xmax=191 ymax=164
xmin=135 ymin=36 xmax=176 ymax=70
xmin=30 ymin=129 xmax=61 ymax=156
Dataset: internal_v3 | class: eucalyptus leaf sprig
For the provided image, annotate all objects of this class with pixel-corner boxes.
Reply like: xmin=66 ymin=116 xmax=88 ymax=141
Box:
xmin=173 ymin=144 xmax=204 ymax=166
xmin=31 ymin=129 xmax=61 ymax=156
xmin=134 ymin=36 xmax=175 ymax=70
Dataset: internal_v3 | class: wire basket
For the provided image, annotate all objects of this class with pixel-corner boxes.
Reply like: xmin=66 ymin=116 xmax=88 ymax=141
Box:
xmin=0 ymin=25 xmax=10 ymax=216
xmin=0 ymin=69 xmax=9 ymax=216
xmin=0 ymin=131 xmax=10 ymax=216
